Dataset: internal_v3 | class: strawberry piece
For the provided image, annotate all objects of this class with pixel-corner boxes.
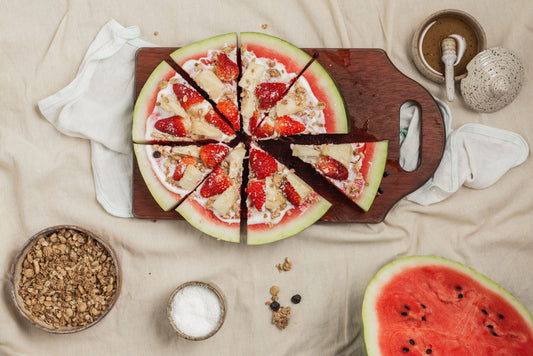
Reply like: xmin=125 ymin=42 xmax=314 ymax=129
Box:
xmin=173 ymin=156 xmax=197 ymax=181
xmin=154 ymin=116 xmax=187 ymax=137
xmin=172 ymin=83 xmax=204 ymax=110
xmin=215 ymin=53 xmax=239 ymax=81
xmin=216 ymin=100 xmax=240 ymax=130
xmin=254 ymin=122 xmax=274 ymax=139
xmin=199 ymin=144 xmax=230 ymax=169
xmin=317 ymin=156 xmax=349 ymax=181
xmin=255 ymin=82 xmax=288 ymax=110
xmin=249 ymin=111 xmax=260 ymax=134
xmin=274 ymin=116 xmax=306 ymax=136
xmin=200 ymin=167 xmax=232 ymax=198
xmin=205 ymin=108 xmax=234 ymax=135
xmin=249 ymin=149 xmax=277 ymax=180
xmin=246 ymin=180 xmax=266 ymax=211
xmin=283 ymin=181 xmax=301 ymax=207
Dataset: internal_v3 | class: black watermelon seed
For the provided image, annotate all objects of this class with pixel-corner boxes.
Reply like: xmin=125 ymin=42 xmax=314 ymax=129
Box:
xmin=499 ymin=314 xmax=504 ymax=319
xmin=270 ymin=301 xmax=280 ymax=312
xmin=481 ymin=309 xmax=488 ymax=315
xmin=153 ymin=151 xmax=161 ymax=158
xmin=378 ymin=187 xmax=384 ymax=194
xmin=487 ymin=325 xmax=494 ymax=329
xmin=401 ymin=312 xmax=408 ymax=316
xmin=420 ymin=304 xmax=426 ymax=309
xmin=492 ymin=331 xmax=498 ymax=337
xmin=291 ymin=294 xmax=301 ymax=304
xmin=404 ymin=305 xmax=410 ymax=310
xmin=409 ymin=339 xmax=415 ymax=345
xmin=458 ymin=293 xmax=464 ymax=298
xmin=426 ymin=349 xmax=432 ymax=354
xmin=456 ymin=286 xmax=462 ymax=291
xmin=421 ymin=316 xmax=426 ymax=321
xmin=402 ymin=347 xmax=410 ymax=352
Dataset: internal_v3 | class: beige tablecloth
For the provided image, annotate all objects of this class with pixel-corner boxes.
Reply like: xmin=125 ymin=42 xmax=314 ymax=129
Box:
xmin=2 ymin=1 xmax=532 ymax=355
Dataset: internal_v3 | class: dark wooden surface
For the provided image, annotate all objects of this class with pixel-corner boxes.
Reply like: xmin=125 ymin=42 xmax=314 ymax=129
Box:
xmin=132 ymin=47 xmax=445 ymax=222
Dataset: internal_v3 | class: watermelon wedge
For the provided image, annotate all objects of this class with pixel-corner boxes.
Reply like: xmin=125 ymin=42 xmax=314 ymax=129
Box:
xmin=246 ymin=143 xmax=331 ymax=245
xmin=176 ymin=143 xmax=245 ymax=243
xmin=362 ymin=256 xmax=533 ymax=355
xmin=292 ymin=141 xmax=388 ymax=212
xmin=169 ymin=33 xmax=240 ymax=131
xmin=133 ymin=143 xmax=230 ymax=211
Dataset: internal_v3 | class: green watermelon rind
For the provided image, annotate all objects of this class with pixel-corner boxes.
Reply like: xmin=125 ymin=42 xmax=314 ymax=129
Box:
xmin=133 ymin=144 xmax=182 ymax=211
xmin=247 ymin=195 xmax=331 ymax=245
xmin=361 ymin=255 xmax=533 ymax=356
xmin=356 ymin=141 xmax=388 ymax=212
xmin=169 ymin=32 xmax=238 ymax=66
xmin=132 ymin=61 xmax=175 ymax=144
xmin=176 ymin=198 xmax=240 ymax=243
xmin=305 ymin=59 xmax=350 ymax=133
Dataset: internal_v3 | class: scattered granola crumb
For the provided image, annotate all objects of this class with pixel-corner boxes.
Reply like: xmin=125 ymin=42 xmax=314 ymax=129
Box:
xmin=153 ymin=31 xmax=159 ymax=36
xmin=276 ymin=257 xmax=292 ymax=272
xmin=270 ymin=285 xmax=280 ymax=296
xmin=261 ymin=23 xmax=268 ymax=30
xmin=272 ymin=306 xmax=291 ymax=329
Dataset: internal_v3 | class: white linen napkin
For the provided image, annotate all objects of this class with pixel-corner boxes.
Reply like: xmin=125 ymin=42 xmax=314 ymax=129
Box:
xmin=400 ymin=100 xmax=529 ymax=206
xmin=38 ymin=19 xmax=157 ymax=217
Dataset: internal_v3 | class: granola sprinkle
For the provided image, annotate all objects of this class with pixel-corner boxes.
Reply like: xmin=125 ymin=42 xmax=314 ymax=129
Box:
xmin=17 ymin=228 xmax=118 ymax=329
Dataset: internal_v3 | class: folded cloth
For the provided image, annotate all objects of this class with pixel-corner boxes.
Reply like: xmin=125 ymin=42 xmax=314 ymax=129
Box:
xmin=400 ymin=100 xmax=529 ymax=206
xmin=38 ymin=19 xmax=157 ymax=217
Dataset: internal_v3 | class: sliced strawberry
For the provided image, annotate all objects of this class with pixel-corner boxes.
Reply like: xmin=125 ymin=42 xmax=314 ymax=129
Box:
xmin=172 ymin=83 xmax=204 ymax=110
xmin=249 ymin=149 xmax=277 ymax=180
xmin=283 ymin=181 xmax=301 ymax=207
xmin=216 ymin=100 xmax=240 ymax=130
xmin=246 ymin=180 xmax=266 ymax=211
xmin=249 ymin=111 xmax=260 ymax=134
xmin=255 ymin=82 xmax=288 ymax=110
xmin=274 ymin=116 xmax=306 ymax=136
xmin=154 ymin=116 xmax=187 ymax=137
xmin=173 ymin=156 xmax=197 ymax=181
xmin=317 ymin=156 xmax=349 ymax=181
xmin=205 ymin=108 xmax=234 ymax=135
xmin=215 ymin=53 xmax=239 ymax=82
xmin=199 ymin=144 xmax=231 ymax=169
xmin=200 ymin=166 xmax=232 ymax=198
xmin=254 ymin=122 xmax=274 ymax=139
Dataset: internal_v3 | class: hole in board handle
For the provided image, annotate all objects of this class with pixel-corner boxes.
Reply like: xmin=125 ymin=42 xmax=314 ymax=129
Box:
xmin=399 ymin=101 xmax=422 ymax=172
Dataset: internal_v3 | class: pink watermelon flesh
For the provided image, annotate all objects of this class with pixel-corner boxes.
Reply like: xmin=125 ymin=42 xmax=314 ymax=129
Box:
xmin=365 ymin=257 xmax=533 ymax=355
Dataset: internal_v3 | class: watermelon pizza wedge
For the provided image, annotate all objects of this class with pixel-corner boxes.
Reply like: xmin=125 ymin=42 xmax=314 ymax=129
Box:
xmin=176 ymin=143 xmax=246 ymax=243
xmin=170 ymin=33 xmax=240 ymax=131
xmin=246 ymin=142 xmax=331 ymax=245
xmin=291 ymin=141 xmax=388 ymax=212
xmin=132 ymin=61 xmax=235 ymax=144
xmin=363 ymin=256 xmax=533 ymax=355
xmin=133 ymin=143 xmax=231 ymax=211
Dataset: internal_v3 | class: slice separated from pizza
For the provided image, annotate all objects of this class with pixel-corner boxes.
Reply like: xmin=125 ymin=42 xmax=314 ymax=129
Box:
xmin=246 ymin=142 xmax=331 ymax=245
xmin=132 ymin=61 xmax=235 ymax=144
xmin=176 ymin=142 xmax=246 ymax=243
xmin=170 ymin=33 xmax=240 ymax=131
xmin=133 ymin=143 xmax=231 ymax=211
xmin=291 ymin=141 xmax=388 ymax=212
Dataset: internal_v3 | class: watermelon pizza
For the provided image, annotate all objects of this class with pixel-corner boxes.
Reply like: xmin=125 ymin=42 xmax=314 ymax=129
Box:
xmin=133 ymin=32 xmax=387 ymax=244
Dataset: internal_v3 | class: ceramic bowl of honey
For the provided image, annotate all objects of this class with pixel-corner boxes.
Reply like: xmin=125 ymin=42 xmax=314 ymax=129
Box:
xmin=412 ymin=9 xmax=487 ymax=83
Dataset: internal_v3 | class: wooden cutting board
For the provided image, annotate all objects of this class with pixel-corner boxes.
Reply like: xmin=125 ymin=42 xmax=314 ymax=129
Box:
xmin=132 ymin=47 xmax=445 ymax=223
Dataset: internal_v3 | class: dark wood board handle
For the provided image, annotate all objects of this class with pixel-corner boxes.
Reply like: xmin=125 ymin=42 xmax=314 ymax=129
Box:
xmin=132 ymin=48 xmax=445 ymax=222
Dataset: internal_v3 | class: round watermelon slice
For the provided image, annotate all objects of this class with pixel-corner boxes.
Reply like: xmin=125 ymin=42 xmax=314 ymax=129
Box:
xmin=169 ymin=32 xmax=238 ymax=66
xmin=247 ymin=191 xmax=331 ymax=245
xmin=362 ymin=256 xmax=533 ymax=355
xmin=132 ymin=61 xmax=177 ymax=144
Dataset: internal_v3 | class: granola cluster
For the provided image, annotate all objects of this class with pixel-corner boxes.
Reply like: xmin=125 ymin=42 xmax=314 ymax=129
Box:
xmin=17 ymin=228 xmax=118 ymax=329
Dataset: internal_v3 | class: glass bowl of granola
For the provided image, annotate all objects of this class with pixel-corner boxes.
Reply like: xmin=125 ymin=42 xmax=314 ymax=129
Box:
xmin=10 ymin=225 xmax=121 ymax=333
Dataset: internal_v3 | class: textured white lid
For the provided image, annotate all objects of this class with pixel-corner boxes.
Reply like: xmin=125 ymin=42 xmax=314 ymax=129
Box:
xmin=460 ymin=47 xmax=524 ymax=113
